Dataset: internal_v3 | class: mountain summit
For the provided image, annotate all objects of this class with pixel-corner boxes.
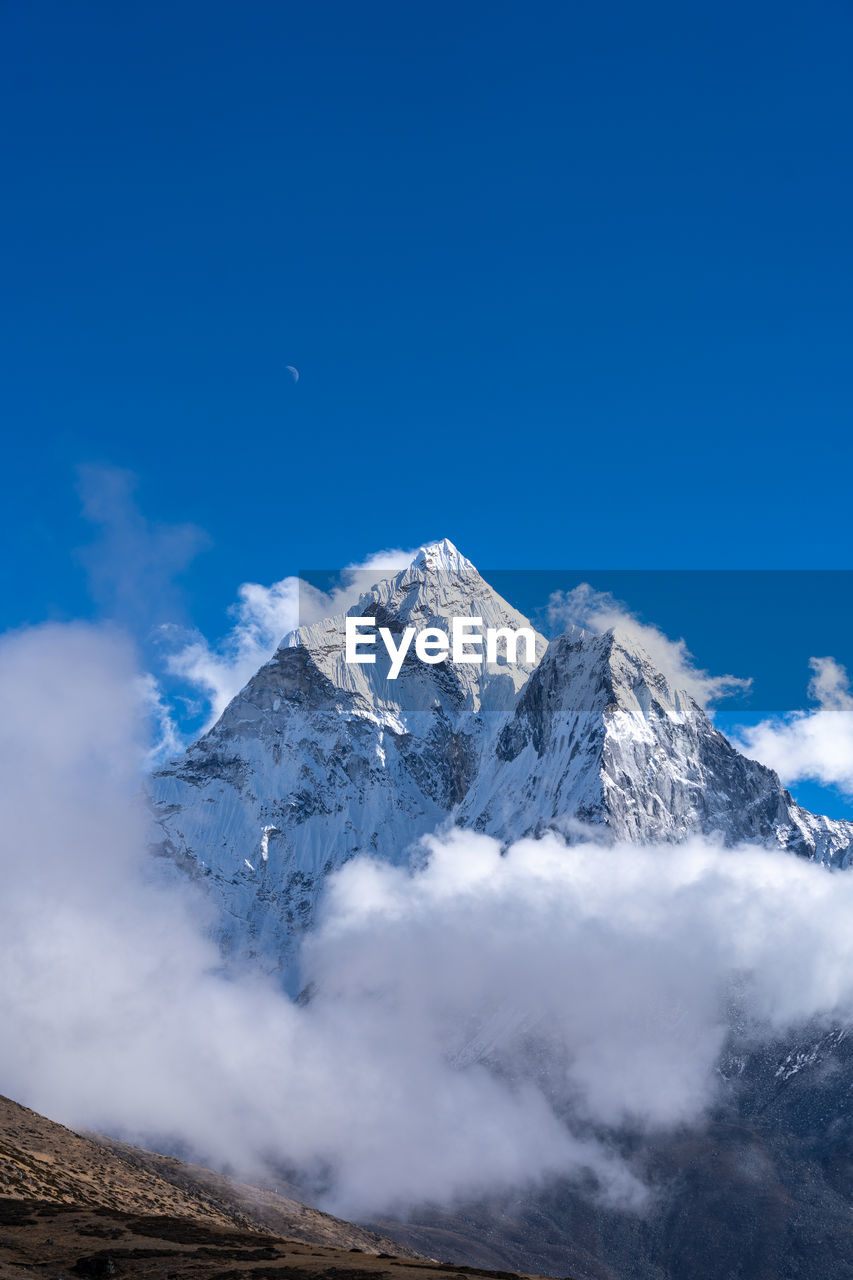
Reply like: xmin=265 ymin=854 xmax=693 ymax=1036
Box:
xmin=149 ymin=544 xmax=853 ymax=979
xmin=150 ymin=541 xmax=545 ymax=974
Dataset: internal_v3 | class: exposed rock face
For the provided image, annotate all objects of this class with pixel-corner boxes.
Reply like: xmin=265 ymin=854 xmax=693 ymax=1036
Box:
xmin=461 ymin=626 xmax=853 ymax=863
xmin=368 ymin=1021 xmax=853 ymax=1280
xmin=150 ymin=541 xmax=853 ymax=983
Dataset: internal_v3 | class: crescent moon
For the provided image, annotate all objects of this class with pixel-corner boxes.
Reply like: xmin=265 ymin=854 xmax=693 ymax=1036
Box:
xmin=286 ymin=365 xmax=300 ymax=383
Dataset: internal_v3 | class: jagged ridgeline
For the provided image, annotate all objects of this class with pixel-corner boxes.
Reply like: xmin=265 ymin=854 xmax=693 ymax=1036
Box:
xmin=149 ymin=540 xmax=853 ymax=982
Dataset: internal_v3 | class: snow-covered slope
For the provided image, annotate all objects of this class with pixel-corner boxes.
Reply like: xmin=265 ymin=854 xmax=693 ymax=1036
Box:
xmin=460 ymin=625 xmax=853 ymax=863
xmin=149 ymin=541 xmax=853 ymax=981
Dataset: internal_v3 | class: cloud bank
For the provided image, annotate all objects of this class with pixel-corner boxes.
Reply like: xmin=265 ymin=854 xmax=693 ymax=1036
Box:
xmin=3 ymin=621 xmax=853 ymax=1222
xmin=549 ymin=583 xmax=751 ymax=708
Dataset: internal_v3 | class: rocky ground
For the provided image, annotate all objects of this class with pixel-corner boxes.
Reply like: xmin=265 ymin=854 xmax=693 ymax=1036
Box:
xmin=0 ymin=1096 xmax=553 ymax=1280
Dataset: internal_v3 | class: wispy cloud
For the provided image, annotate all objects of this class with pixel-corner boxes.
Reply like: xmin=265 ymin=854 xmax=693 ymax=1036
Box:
xmin=76 ymin=465 xmax=208 ymax=632
xmin=75 ymin=464 xmax=417 ymax=742
xmin=548 ymin=583 xmax=751 ymax=708
xmin=732 ymin=657 xmax=853 ymax=796
xmin=135 ymin=672 xmax=184 ymax=769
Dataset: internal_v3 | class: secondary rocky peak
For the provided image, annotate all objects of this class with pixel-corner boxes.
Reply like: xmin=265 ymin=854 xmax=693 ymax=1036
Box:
xmin=462 ymin=620 xmax=853 ymax=863
xmin=498 ymin=624 xmax=692 ymax=746
xmin=602 ymin=626 xmax=696 ymax=722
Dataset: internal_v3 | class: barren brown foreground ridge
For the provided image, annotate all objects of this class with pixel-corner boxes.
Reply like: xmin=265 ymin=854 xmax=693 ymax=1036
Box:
xmin=0 ymin=1095 xmax=554 ymax=1280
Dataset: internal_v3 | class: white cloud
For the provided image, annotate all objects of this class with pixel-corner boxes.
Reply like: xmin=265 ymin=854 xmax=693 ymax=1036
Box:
xmin=3 ymin=621 xmax=853 ymax=1222
xmin=162 ymin=547 xmax=416 ymax=728
xmin=549 ymin=583 xmax=751 ymax=708
xmin=733 ymin=657 xmax=853 ymax=796
xmin=135 ymin=672 xmax=184 ymax=769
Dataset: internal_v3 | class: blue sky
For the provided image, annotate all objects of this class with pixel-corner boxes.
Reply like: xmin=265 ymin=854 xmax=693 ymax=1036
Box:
xmin=2 ymin=2 xmax=853 ymax=809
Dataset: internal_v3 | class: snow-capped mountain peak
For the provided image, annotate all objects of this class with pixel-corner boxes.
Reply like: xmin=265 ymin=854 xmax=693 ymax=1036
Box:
xmin=409 ymin=537 xmax=476 ymax=576
xmin=149 ymin=547 xmax=853 ymax=985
